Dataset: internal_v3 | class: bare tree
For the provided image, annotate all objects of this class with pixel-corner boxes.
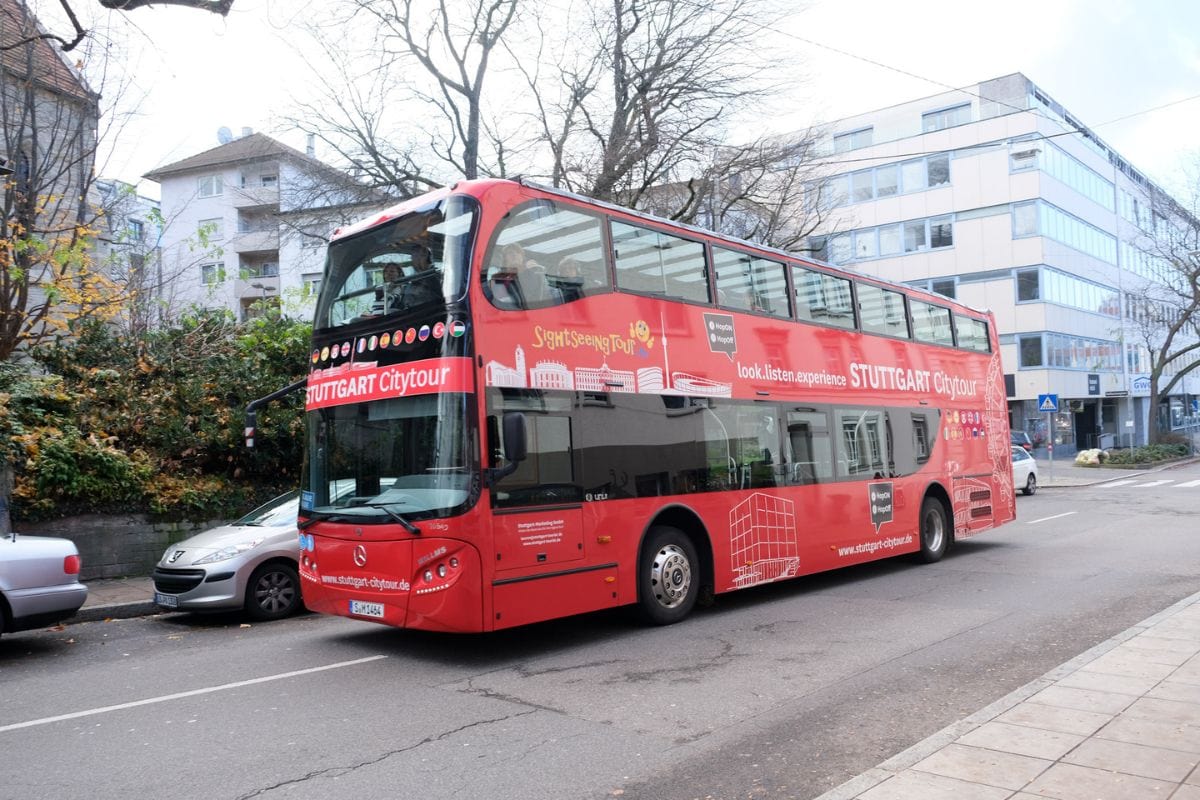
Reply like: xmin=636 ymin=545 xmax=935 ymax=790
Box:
xmin=519 ymin=0 xmax=789 ymax=210
xmin=1122 ymin=182 xmax=1200 ymax=444
xmin=8 ymin=0 xmax=231 ymax=53
xmin=344 ymin=0 xmax=517 ymax=181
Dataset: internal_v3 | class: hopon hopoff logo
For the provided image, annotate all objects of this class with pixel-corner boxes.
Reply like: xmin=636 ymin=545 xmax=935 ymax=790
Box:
xmin=869 ymin=482 xmax=894 ymax=532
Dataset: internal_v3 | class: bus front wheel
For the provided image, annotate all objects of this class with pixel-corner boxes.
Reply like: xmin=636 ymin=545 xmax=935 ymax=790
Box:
xmin=917 ymin=497 xmax=949 ymax=563
xmin=637 ymin=526 xmax=699 ymax=625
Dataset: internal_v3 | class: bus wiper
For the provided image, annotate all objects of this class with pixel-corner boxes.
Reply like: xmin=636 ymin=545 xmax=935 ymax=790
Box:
xmin=356 ymin=503 xmax=422 ymax=535
xmin=298 ymin=510 xmax=348 ymax=530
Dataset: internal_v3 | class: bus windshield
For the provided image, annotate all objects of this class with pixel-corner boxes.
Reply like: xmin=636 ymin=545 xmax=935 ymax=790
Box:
xmin=302 ymin=393 xmax=475 ymax=522
xmin=316 ymin=195 xmax=477 ymax=330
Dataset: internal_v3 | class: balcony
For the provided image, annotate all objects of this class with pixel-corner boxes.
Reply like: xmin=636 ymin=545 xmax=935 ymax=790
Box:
xmin=236 ymin=276 xmax=279 ymax=301
xmin=231 ymin=184 xmax=279 ymax=210
xmin=229 ymin=228 xmax=279 ymax=254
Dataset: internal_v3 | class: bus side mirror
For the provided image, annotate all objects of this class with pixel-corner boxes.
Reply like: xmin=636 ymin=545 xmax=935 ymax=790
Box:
xmin=503 ymin=412 xmax=528 ymax=463
xmin=487 ymin=412 xmax=527 ymax=488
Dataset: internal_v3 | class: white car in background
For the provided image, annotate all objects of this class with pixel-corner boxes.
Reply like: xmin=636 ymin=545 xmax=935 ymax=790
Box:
xmin=1 ymin=532 xmax=88 ymax=638
xmin=1011 ymin=445 xmax=1038 ymax=495
xmin=151 ymin=492 xmax=303 ymax=621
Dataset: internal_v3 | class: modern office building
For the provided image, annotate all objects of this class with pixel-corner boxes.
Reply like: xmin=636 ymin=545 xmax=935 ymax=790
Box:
xmin=145 ymin=131 xmax=383 ymax=322
xmin=807 ymin=73 xmax=1199 ymax=454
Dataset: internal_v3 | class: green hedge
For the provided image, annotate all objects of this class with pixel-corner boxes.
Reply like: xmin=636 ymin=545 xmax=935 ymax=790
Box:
xmin=0 ymin=312 xmax=310 ymax=521
xmin=1105 ymin=443 xmax=1190 ymax=465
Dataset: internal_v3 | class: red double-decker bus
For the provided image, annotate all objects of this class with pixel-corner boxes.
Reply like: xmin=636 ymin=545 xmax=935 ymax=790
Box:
xmin=297 ymin=178 xmax=1015 ymax=632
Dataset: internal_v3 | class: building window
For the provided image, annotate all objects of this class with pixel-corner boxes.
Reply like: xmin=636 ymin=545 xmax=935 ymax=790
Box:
xmin=833 ymin=216 xmax=955 ymax=264
xmin=1012 ymin=201 xmax=1117 ymax=264
xmin=922 ymin=103 xmax=970 ymax=132
xmin=200 ymin=263 xmax=222 ymax=285
xmin=829 ymin=153 xmax=950 ymax=206
xmin=302 ymin=273 xmax=322 ymax=297
xmin=199 ymin=217 xmax=224 ymax=240
xmin=832 ymin=127 xmax=873 ymax=153
xmin=198 ymin=174 xmax=223 ymax=198
xmin=128 ymin=220 xmax=144 ymax=242
xmin=931 ymin=278 xmax=956 ymax=299
xmin=1017 ymin=268 xmax=1040 ymax=301
xmin=1018 ymin=334 xmax=1043 ymax=367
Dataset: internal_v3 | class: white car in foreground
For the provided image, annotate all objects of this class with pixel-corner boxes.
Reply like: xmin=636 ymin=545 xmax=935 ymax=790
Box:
xmin=1 ymin=532 xmax=88 ymax=638
xmin=1012 ymin=445 xmax=1038 ymax=495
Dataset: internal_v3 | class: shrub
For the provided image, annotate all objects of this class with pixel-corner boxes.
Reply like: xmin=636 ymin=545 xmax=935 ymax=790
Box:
xmin=4 ymin=313 xmax=311 ymax=521
xmin=1106 ymin=443 xmax=1190 ymax=465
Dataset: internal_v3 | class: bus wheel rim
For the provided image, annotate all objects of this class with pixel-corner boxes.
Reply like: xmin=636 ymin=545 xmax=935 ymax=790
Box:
xmin=651 ymin=544 xmax=692 ymax=609
xmin=924 ymin=508 xmax=945 ymax=552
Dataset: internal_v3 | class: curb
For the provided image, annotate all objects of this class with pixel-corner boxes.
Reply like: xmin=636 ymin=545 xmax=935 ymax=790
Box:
xmin=69 ymin=601 xmax=161 ymax=624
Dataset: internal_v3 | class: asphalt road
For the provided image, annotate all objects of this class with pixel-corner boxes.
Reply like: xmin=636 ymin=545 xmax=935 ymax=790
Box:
xmin=3 ymin=463 xmax=1199 ymax=800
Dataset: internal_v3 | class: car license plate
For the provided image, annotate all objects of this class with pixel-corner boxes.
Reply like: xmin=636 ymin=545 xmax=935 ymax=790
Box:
xmin=349 ymin=600 xmax=385 ymax=618
xmin=154 ymin=592 xmax=179 ymax=608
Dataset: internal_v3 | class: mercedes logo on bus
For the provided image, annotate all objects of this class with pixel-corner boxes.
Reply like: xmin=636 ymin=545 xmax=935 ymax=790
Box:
xmin=353 ymin=544 xmax=368 ymax=567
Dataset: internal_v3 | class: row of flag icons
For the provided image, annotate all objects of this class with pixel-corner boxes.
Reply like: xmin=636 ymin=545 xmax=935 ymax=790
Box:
xmin=947 ymin=409 xmax=986 ymax=441
xmin=311 ymin=320 xmax=467 ymax=364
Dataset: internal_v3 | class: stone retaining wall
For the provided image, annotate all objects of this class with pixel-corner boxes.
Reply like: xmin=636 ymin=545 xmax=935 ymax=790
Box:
xmin=14 ymin=515 xmax=227 ymax=580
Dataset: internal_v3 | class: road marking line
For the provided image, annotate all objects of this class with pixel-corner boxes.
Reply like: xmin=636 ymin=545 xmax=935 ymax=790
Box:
xmin=1176 ymin=479 xmax=1200 ymax=488
xmin=1026 ymin=511 xmax=1078 ymax=525
xmin=1136 ymin=480 xmax=1173 ymax=487
xmin=0 ymin=655 xmax=386 ymax=734
xmin=1100 ymin=480 xmax=1136 ymax=488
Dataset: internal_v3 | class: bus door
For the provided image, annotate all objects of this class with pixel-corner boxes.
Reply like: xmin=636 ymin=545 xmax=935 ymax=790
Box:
xmin=489 ymin=402 xmax=598 ymax=627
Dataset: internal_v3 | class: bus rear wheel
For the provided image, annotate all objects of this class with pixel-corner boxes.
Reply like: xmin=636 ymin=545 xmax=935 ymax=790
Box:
xmin=637 ymin=526 xmax=699 ymax=625
xmin=917 ymin=497 xmax=949 ymax=563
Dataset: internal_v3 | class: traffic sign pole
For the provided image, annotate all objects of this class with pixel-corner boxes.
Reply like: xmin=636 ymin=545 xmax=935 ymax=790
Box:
xmin=1038 ymin=394 xmax=1059 ymax=483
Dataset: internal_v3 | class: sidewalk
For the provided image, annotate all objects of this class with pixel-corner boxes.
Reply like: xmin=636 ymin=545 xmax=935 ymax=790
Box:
xmin=1032 ymin=454 xmax=1200 ymax=488
xmin=71 ymin=575 xmax=159 ymax=624
xmin=816 ymin=590 xmax=1200 ymax=800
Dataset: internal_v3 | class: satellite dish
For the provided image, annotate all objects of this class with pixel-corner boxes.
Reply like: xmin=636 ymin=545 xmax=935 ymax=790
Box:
xmin=217 ymin=126 xmax=233 ymax=145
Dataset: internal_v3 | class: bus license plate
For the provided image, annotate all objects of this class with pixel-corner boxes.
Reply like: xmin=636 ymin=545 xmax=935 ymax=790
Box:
xmin=349 ymin=600 xmax=385 ymax=618
xmin=154 ymin=592 xmax=179 ymax=608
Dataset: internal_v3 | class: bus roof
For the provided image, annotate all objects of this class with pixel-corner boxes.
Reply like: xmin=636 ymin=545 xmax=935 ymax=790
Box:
xmin=332 ymin=177 xmax=993 ymax=320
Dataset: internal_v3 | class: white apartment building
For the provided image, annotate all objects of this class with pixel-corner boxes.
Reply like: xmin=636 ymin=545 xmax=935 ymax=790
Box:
xmin=144 ymin=131 xmax=382 ymax=322
xmin=808 ymin=73 xmax=1199 ymax=454
xmin=92 ymin=178 xmax=161 ymax=331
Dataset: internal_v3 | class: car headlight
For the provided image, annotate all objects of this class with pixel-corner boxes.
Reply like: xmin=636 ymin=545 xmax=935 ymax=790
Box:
xmin=193 ymin=539 xmax=265 ymax=565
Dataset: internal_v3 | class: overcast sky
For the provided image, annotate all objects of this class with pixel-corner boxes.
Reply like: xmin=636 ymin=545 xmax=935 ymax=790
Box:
xmin=84 ymin=0 xmax=1200 ymax=200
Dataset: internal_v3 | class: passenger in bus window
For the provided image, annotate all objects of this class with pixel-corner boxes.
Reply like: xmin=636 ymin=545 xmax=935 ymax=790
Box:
xmin=370 ymin=262 xmax=404 ymax=315
xmin=552 ymin=256 xmax=603 ymax=301
xmin=403 ymin=247 xmax=440 ymax=307
xmin=493 ymin=243 xmax=561 ymax=308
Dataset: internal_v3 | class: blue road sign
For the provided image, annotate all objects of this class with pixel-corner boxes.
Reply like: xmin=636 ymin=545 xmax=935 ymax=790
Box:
xmin=1038 ymin=393 xmax=1059 ymax=412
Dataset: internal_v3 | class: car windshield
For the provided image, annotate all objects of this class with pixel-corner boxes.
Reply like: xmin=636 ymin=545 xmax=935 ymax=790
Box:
xmin=315 ymin=196 xmax=476 ymax=329
xmin=237 ymin=492 xmax=300 ymax=527
xmin=302 ymin=393 xmax=474 ymax=522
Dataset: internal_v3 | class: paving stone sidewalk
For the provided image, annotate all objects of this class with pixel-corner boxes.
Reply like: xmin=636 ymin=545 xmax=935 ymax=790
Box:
xmin=815 ymin=591 xmax=1200 ymax=800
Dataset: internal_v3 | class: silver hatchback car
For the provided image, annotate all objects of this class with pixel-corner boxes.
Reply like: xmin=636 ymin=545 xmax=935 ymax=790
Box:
xmin=1 ymin=532 xmax=88 ymax=638
xmin=152 ymin=492 xmax=303 ymax=621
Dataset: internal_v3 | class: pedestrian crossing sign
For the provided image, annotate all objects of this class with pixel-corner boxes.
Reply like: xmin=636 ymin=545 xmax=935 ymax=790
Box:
xmin=1038 ymin=394 xmax=1059 ymax=412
